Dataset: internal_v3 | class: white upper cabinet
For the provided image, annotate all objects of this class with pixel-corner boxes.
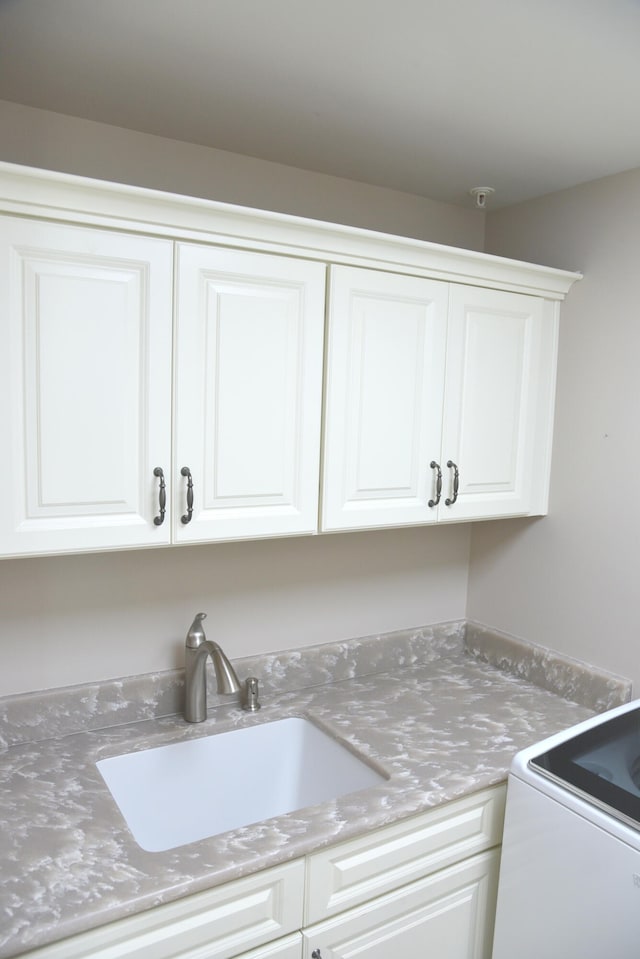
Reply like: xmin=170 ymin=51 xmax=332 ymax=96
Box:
xmin=0 ymin=162 xmax=579 ymax=556
xmin=0 ymin=217 xmax=173 ymax=557
xmin=0 ymin=225 xmax=325 ymax=557
xmin=321 ymin=267 xmax=559 ymax=531
xmin=321 ymin=266 xmax=449 ymax=531
xmin=173 ymin=245 xmax=326 ymax=542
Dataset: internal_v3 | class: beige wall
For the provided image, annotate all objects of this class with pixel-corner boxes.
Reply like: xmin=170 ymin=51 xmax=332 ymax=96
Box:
xmin=7 ymin=101 xmax=637 ymax=696
xmin=468 ymin=167 xmax=640 ymax=693
xmin=1 ymin=528 xmax=471 ymax=696
xmin=0 ymin=101 xmax=480 ymax=696
xmin=0 ymin=99 xmax=485 ymax=249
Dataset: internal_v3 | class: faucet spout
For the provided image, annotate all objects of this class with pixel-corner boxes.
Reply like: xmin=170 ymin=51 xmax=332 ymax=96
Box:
xmin=184 ymin=612 xmax=242 ymax=723
xmin=208 ymin=642 xmax=242 ymax=695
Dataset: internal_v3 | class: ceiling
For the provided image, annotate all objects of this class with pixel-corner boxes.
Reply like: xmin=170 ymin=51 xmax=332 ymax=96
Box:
xmin=1 ymin=0 xmax=639 ymax=209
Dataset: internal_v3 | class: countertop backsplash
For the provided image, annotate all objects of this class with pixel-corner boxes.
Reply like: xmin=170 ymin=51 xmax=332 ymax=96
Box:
xmin=464 ymin=620 xmax=631 ymax=713
xmin=0 ymin=620 xmax=630 ymax=751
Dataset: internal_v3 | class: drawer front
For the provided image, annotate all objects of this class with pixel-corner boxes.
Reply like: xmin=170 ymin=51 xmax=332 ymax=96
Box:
xmin=305 ymin=785 xmax=505 ymax=923
xmin=302 ymin=848 xmax=501 ymax=959
xmin=23 ymin=861 xmax=305 ymax=959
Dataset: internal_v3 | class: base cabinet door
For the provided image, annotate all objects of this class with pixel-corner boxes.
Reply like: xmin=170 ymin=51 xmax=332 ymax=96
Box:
xmin=437 ymin=285 xmax=557 ymax=522
xmin=0 ymin=216 xmax=173 ymax=557
xmin=234 ymin=933 xmax=302 ymax=959
xmin=302 ymin=850 xmax=500 ymax=959
xmin=174 ymin=245 xmax=326 ymax=542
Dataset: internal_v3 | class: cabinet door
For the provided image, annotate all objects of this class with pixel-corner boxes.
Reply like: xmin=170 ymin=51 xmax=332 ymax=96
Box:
xmin=321 ymin=266 xmax=448 ymax=531
xmin=438 ymin=285 xmax=557 ymax=522
xmin=0 ymin=217 xmax=173 ymax=557
xmin=174 ymin=246 xmax=325 ymax=542
xmin=303 ymin=849 xmax=500 ymax=959
xmin=235 ymin=934 xmax=302 ymax=959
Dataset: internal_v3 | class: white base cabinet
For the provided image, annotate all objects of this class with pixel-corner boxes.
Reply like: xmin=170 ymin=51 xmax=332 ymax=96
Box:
xmin=19 ymin=786 xmax=505 ymax=959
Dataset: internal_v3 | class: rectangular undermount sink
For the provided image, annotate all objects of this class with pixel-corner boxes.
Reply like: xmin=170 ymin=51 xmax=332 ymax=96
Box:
xmin=97 ymin=716 xmax=386 ymax=852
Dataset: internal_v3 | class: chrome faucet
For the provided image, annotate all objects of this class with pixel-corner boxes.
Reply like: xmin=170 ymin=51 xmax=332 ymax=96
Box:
xmin=184 ymin=612 xmax=242 ymax=723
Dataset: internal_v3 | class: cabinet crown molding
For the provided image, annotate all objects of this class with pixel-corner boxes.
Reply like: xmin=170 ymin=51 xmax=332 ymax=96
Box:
xmin=0 ymin=160 xmax=581 ymax=299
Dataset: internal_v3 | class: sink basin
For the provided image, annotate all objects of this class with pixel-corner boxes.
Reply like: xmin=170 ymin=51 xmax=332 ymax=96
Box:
xmin=97 ymin=717 xmax=385 ymax=851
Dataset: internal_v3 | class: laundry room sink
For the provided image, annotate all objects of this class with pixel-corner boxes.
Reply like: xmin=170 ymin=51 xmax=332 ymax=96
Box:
xmin=97 ymin=716 xmax=386 ymax=851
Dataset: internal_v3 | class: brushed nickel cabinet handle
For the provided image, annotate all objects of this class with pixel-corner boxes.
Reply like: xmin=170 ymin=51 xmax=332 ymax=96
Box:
xmin=428 ymin=460 xmax=442 ymax=507
xmin=153 ymin=467 xmax=166 ymax=526
xmin=180 ymin=466 xmax=194 ymax=524
xmin=445 ymin=460 xmax=459 ymax=506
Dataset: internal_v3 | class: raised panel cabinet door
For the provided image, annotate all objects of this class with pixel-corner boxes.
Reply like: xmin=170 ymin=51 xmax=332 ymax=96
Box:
xmin=0 ymin=216 xmax=173 ymax=557
xmin=321 ymin=266 xmax=449 ymax=531
xmin=174 ymin=245 xmax=326 ymax=542
xmin=235 ymin=933 xmax=302 ymax=959
xmin=438 ymin=285 xmax=557 ymax=522
xmin=302 ymin=849 xmax=500 ymax=959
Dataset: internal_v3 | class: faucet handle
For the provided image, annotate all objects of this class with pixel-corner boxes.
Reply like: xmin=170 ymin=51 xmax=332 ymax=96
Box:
xmin=186 ymin=612 xmax=207 ymax=648
xmin=242 ymin=676 xmax=261 ymax=712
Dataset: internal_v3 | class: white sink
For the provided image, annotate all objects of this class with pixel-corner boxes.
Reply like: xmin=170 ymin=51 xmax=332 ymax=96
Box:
xmin=97 ymin=716 xmax=385 ymax=851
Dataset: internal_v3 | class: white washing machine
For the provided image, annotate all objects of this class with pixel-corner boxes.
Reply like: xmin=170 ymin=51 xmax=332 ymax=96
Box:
xmin=492 ymin=698 xmax=640 ymax=959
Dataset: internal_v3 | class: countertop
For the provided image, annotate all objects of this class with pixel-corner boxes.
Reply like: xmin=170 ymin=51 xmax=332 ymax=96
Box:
xmin=0 ymin=621 xmax=631 ymax=958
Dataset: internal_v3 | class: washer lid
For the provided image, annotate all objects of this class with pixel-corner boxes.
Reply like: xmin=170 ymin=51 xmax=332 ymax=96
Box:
xmin=530 ymin=704 xmax=640 ymax=829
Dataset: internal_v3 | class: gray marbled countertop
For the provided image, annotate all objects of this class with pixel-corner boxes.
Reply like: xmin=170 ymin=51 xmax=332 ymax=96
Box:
xmin=0 ymin=621 xmax=632 ymax=958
